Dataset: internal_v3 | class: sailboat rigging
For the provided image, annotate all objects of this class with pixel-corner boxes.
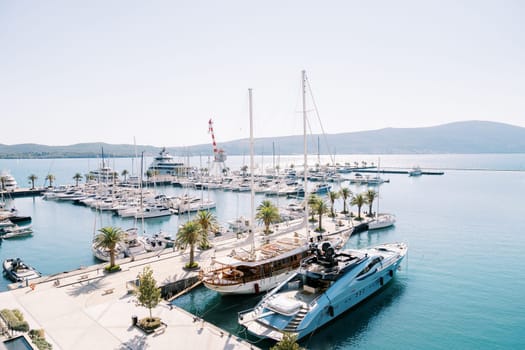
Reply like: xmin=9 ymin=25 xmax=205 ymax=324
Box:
xmin=200 ymin=72 xmax=352 ymax=295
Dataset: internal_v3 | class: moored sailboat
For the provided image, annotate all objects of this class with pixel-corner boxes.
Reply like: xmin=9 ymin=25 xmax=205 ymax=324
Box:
xmin=201 ymin=73 xmax=353 ymax=295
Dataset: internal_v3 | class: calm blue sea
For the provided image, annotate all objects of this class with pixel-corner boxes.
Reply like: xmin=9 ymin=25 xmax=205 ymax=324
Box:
xmin=2 ymin=154 xmax=525 ymax=349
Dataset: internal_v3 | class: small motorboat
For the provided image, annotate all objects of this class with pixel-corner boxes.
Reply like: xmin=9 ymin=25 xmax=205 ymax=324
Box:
xmin=143 ymin=231 xmax=174 ymax=252
xmin=408 ymin=166 xmax=422 ymax=177
xmin=8 ymin=215 xmax=32 ymax=224
xmin=0 ymin=224 xmax=33 ymax=239
xmin=0 ymin=218 xmax=14 ymax=228
xmin=3 ymin=258 xmax=41 ymax=283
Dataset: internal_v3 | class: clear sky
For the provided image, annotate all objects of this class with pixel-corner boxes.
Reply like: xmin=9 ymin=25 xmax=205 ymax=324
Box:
xmin=1 ymin=0 xmax=524 ymax=147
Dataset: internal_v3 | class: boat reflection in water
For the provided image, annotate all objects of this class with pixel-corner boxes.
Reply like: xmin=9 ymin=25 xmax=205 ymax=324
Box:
xmin=305 ymin=276 xmax=407 ymax=349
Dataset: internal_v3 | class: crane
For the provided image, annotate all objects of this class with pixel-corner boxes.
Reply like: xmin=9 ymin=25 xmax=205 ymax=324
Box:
xmin=208 ymin=118 xmax=227 ymax=173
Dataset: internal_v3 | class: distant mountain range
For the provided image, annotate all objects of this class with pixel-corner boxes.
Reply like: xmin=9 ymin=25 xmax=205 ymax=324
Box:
xmin=1 ymin=121 xmax=524 ymax=159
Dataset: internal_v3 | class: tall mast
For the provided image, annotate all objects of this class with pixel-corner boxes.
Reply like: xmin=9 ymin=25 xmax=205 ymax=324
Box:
xmin=302 ymin=70 xmax=309 ymax=241
xmin=272 ymin=141 xmax=275 ymax=174
xmin=140 ymin=151 xmax=145 ymax=234
xmin=376 ymin=157 xmax=380 ymax=219
xmin=317 ymin=136 xmax=320 ymax=167
xmin=133 ymin=136 xmax=137 ymax=177
xmin=249 ymin=88 xmax=256 ymax=254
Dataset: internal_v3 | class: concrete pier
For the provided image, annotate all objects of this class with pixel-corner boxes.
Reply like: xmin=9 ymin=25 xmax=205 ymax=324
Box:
xmin=0 ymin=215 xmax=360 ymax=349
xmin=0 ymin=248 xmax=256 ymax=349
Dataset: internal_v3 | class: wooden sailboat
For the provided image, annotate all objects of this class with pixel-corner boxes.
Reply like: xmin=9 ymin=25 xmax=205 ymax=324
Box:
xmin=201 ymin=74 xmax=352 ymax=295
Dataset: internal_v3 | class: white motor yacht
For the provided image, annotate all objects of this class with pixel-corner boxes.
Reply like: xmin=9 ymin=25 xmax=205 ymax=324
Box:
xmin=239 ymin=242 xmax=407 ymax=341
xmin=134 ymin=204 xmax=174 ymax=219
xmin=0 ymin=171 xmax=17 ymax=191
xmin=148 ymin=147 xmax=191 ymax=176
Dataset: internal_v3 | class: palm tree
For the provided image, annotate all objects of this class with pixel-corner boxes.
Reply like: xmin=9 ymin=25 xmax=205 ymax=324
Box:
xmin=365 ymin=189 xmax=378 ymax=217
xmin=327 ymin=191 xmax=340 ymax=217
xmin=176 ymin=221 xmax=204 ymax=268
xmin=312 ymin=198 xmax=329 ymax=232
xmin=240 ymin=165 xmax=248 ymax=176
xmin=0 ymin=176 xmax=6 ymax=191
xmin=121 ymin=169 xmax=129 ymax=183
xmin=256 ymin=200 xmax=280 ymax=235
xmin=194 ymin=210 xmax=218 ymax=249
xmin=27 ymin=174 xmax=38 ymax=189
xmin=85 ymin=173 xmax=95 ymax=182
xmin=45 ymin=174 xmax=56 ymax=188
xmin=73 ymin=173 xmax=83 ymax=187
xmin=339 ymin=187 xmax=352 ymax=214
xmin=112 ymin=171 xmax=119 ymax=185
xmin=307 ymin=194 xmax=321 ymax=222
xmin=93 ymin=226 xmax=124 ymax=269
xmin=351 ymin=193 xmax=366 ymax=220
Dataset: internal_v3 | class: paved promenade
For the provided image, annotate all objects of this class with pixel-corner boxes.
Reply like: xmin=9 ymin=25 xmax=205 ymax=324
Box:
xmin=0 ymin=246 xmax=256 ymax=349
xmin=0 ymin=215 xmax=357 ymax=349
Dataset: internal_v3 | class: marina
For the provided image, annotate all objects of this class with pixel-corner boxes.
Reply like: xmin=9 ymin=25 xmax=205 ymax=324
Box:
xmin=1 ymin=154 xmax=525 ymax=349
xmin=3 ymin=1 xmax=524 ymax=348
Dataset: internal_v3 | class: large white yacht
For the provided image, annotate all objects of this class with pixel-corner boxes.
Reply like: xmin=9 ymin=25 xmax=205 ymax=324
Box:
xmin=239 ymin=242 xmax=407 ymax=341
xmin=0 ymin=171 xmax=18 ymax=191
xmin=147 ymin=147 xmax=191 ymax=176
xmin=88 ymin=163 xmax=118 ymax=183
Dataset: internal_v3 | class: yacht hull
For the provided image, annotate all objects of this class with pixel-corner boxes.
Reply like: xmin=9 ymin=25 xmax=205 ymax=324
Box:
xmin=367 ymin=214 xmax=396 ymax=230
xmin=202 ymin=269 xmax=296 ymax=295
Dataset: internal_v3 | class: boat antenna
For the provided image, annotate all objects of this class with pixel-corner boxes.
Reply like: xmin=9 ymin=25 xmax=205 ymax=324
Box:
xmin=272 ymin=141 xmax=275 ymax=174
xmin=249 ymin=88 xmax=256 ymax=256
xmin=302 ymin=70 xmax=310 ymax=242
xmin=133 ymin=136 xmax=137 ymax=177
xmin=101 ymin=146 xmax=105 ymax=169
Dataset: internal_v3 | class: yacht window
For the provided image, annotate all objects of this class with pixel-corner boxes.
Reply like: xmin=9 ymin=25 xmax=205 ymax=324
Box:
xmin=357 ymin=258 xmax=382 ymax=277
